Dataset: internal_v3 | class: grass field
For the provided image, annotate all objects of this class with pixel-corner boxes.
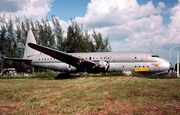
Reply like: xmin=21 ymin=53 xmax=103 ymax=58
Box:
xmin=0 ymin=76 xmax=180 ymax=115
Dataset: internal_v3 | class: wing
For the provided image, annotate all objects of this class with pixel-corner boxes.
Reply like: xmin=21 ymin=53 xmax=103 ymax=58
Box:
xmin=28 ymin=43 xmax=96 ymax=68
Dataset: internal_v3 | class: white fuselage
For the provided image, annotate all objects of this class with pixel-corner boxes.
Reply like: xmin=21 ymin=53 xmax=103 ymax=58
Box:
xmin=28 ymin=52 xmax=171 ymax=74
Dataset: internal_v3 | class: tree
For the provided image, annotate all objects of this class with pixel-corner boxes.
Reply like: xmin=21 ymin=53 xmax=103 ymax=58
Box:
xmin=65 ymin=20 xmax=111 ymax=52
xmin=92 ymin=29 xmax=111 ymax=52
xmin=82 ymin=30 xmax=94 ymax=52
xmin=30 ymin=19 xmax=39 ymax=42
xmin=37 ymin=17 xmax=55 ymax=48
xmin=15 ymin=17 xmax=25 ymax=57
xmin=65 ymin=20 xmax=85 ymax=53
xmin=21 ymin=18 xmax=30 ymax=46
xmin=65 ymin=20 xmax=111 ymax=53
xmin=0 ymin=23 xmax=7 ymax=58
xmin=6 ymin=18 xmax=16 ymax=57
xmin=66 ymin=25 xmax=75 ymax=52
xmin=0 ymin=16 xmax=7 ymax=72
xmin=45 ymin=19 xmax=55 ymax=48
xmin=52 ymin=16 xmax=65 ymax=51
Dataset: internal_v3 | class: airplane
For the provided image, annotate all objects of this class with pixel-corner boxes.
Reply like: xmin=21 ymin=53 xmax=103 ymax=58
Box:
xmin=4 ymin=30 xmax=173 ymax=75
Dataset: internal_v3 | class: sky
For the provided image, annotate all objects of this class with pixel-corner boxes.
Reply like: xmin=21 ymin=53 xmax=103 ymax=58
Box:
xmin=0 ymin=0 xmax=180 ymax=65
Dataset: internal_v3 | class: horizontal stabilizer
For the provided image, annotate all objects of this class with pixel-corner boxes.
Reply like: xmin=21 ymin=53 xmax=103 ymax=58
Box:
xmin=3 ymin=57 xmax=32 ymax=63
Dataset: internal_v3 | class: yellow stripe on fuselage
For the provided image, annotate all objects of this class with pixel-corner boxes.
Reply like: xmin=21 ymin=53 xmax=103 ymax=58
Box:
xmin=134 ymin=67 xmax=148 ymax=72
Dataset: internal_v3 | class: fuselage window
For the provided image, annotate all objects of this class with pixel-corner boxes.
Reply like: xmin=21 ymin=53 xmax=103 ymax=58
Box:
xmin=151 ymin=55 xmax=159 ymax=58
xmin=123 ymin=66 xmax=124 ymax=68
xmin=135 ymin=66 xmax=136 ymax=68
xmin=135 ymin=57 xmax=137 ymax=59
xmin=89 ymin=57 xmax=91 ymax=60
xmin=147 ymin=66 xmax=149 ymax=67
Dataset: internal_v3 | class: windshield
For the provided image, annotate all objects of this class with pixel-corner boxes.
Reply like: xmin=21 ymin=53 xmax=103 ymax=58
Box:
xmin=151 ymin=55 xmax=159 ymax=58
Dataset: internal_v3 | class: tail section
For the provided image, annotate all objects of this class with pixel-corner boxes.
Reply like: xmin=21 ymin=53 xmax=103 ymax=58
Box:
xmin=23 ymin=30 xmax=40 ymax=59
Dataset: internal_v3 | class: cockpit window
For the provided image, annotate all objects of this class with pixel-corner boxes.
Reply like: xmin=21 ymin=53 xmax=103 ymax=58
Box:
xmin=151 ymin=55 xmax=159 ymax=58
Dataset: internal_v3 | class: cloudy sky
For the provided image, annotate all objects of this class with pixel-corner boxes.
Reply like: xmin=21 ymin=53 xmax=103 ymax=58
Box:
xmin=0 ymin=0 xmax=180 ymax=65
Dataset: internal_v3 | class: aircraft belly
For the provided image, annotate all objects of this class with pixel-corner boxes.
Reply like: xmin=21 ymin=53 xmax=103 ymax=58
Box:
xmin=31 ymin=62 xmax=76 ymax=72
xmin=108 ymin=63 xmax=134 ymax=71
xmin=108 ymin=62 xmax=161 ymax=73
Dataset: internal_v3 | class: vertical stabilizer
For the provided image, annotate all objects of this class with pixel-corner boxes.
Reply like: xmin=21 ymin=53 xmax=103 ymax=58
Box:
xmin=23 ymin=30 xmax=40 ymax=59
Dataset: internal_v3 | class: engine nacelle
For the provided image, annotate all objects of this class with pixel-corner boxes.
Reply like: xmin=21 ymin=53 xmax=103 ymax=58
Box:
xmin=98 ymin=60 xmax=107 ymax=68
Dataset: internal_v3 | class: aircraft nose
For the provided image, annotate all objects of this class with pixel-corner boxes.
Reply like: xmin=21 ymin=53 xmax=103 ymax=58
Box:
xmin=160 ymin=59 xmax=173 ymax=71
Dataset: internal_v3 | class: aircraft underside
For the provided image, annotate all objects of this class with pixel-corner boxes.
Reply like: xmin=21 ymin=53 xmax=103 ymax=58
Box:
xmin=31 ymin=61 xmax=169 ymax=75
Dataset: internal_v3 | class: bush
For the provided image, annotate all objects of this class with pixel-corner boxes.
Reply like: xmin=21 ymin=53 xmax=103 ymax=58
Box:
xmin=32 ymin=72 xmax=58 ymax=79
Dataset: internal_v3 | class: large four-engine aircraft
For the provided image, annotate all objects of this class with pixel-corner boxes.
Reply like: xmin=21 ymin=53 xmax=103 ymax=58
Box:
xmin=4 ymin=30 xmax=173 ymax=75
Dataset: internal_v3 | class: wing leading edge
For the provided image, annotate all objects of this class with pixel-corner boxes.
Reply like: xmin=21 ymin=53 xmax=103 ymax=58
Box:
xmin=28 ymin=43 xmax=96 ymax=68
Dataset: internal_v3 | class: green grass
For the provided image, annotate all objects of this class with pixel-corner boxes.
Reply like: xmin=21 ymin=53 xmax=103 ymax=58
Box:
xmin=0 ymin=72 xmax=123 ymax=79
xmin=0 ymin=76 xmax=180 ymax=114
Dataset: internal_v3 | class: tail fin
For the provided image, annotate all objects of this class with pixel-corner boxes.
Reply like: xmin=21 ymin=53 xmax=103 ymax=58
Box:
xmin=23 ymin=30 xmax=40 ymax=59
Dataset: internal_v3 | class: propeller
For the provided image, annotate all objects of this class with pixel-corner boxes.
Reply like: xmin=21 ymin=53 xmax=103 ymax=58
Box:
xmin=96 ymin=56 xmax=111 ymax=71
xmin=104 ymin=56 xmax=111 ymax=71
